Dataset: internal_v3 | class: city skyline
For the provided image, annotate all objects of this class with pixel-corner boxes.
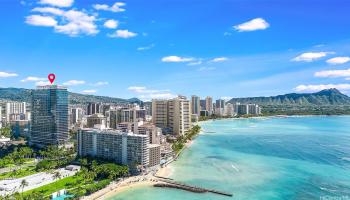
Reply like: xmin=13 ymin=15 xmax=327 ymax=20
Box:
xmin=1 ymin=0 xmax=350 ymax=100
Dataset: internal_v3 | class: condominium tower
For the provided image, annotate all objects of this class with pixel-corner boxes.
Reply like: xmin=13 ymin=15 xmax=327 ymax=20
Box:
xmin=152 ymin=96 xmax=191 ymax=136
xmin=205 ymin=96 xmax=213 ymax=115
xmin=191 ymin=95 xmax=200 ymax=115
xmin=5 ymin=102 xmax=26 ymax=121
xmin=30 ymin=85 xmax=69 ymax=147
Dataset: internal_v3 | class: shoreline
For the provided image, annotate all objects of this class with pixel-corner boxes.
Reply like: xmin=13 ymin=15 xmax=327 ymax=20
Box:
xmin=85 ymin=129 xmax=199 ymax=199
xmin=86 ymin=162 xmax=176 ymax=199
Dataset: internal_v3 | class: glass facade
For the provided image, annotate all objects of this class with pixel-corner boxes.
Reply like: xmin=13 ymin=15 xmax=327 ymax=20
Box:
xmin=30 ymin=85 xmax=68 ymax=147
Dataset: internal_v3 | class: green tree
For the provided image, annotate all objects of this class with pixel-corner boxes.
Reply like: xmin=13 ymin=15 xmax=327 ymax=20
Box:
xmin=20 ymin=179 xmax=29 ymax=195
xmin=52 ymin=171 xmax=61 ymax=181
xmin=0 ymin=125 xmax=12 ymax=138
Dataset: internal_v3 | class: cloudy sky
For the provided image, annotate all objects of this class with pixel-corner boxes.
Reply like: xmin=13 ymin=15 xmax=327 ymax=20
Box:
xmin=1 ymin=0 xmax=350 ymax=100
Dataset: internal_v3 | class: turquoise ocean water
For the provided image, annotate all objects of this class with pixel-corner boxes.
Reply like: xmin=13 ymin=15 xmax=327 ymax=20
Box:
xmin=108 ymin=116 xmax=350 ymax=200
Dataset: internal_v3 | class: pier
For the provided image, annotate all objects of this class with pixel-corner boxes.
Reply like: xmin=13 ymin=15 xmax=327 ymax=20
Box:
xmin=154 ymin=178 xmax=233 ymax=197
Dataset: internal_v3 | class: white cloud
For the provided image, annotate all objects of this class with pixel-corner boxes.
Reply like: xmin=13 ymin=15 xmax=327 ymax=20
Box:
xmin=35 ymin=81 xmax=51 ymax=86
xmin=198 ymin=67 xmax=216 ymax=71
xmin=92 ymin=81 xmax=109 ymax=86
xmin=315 ymin=68 xmax=350 ymax=78
xmin=21 ymin=76 xmax=46 ymax=82
xmin=28 ymin=8 xmax=98 ymax=37
xmin=294 ymin=84 xmax=350 ymax=92
xmin=137 ymin=44 xmax=155 ymax=51
xmin=25 ymin=15 xmax=57 ymax=27
xmin=32 ymin=7 xmax=64 ymax=15
xmin=104 ymin=19 xmax=118 ymax=29
xmin=39 ymin=0 xmax=74 ymax=7
xmin=210 ymin=57 xmax=228 ymax=62
xmin=234 ymin=18 xmax=269 ymax=32
xmin=326 ymin=57 xmax=350 ymax=65
xmin=93 ymin=2 xmax=126 ymax=12
xmin=128 ymin=86 xmax=175 ymax=100
xmin=54 ymin=10 xmax=99 ymax=36
xmin=62 ymin=80 xmax=85 ymax=86
xmin=0 ymin=72 xmax=18 ymax=78
xmin=108 ymin=30 xmax=137 ymax=38
xmin=292 ymin=52 xmax=334 ymax=62
xmin=161 ymin=56 xmax=194 ymax=63
xmin=81 ymin=89 xmax=97 ymax=94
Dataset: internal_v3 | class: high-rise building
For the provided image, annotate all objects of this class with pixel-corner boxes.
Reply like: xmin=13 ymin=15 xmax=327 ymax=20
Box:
xmin=237 ymin=104 xmax=249 ymax=115
xmin=200 ymin=99 xmax=206 ymax=111
xmin=215 ymin=99 xmax=226 ymax=116
xmin=107 ymin=105 xmax=146 ymax=130
xmin=225 ymin=103 xmax=235 ymax=117
xmin=71 ymin=108 xmax=83 ymax=125
xmin=248 ymin=104 xmax=261 ymax=115
xmin=148 ymin=144 xmax=161 ymax=167
xmin=152 ymin=100 xmax=168 ymax=129
xmin=30 ymin=85 xmax=69 ymax=147
xmin=77 ymin=129 xmax=150 ymax=168
xmin=168 ymin=96 xmax=191 ymax=136
xmin=6 ymin=102 xmax=26 ymax=122
xmin=235 ymin=103 xmax=261 ymax=115
xmin=87 ymin=103 xmax=102 ymax=115
xmin=152 ymin=96 xmax=191 ymax=136
xmin=205 ymin=96 xmax=213 ymax=115
xmin=191 ymin=95 xmax=200 ymax=115
xmin=138 ymin=123 xmax=162 ymax=144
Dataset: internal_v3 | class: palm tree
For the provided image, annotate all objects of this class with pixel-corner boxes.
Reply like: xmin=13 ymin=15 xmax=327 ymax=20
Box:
xmin=20 ymin=179 xmax=28 ymax=194
xmin=53 ymin=171 xmax=61 ymax=180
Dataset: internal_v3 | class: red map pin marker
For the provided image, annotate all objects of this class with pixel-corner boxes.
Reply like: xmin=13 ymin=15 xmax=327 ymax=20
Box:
xmin=48 ymin=73 xmax=56 ymax=84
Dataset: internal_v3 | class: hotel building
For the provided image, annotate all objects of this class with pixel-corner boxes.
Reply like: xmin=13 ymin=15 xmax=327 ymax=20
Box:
xmin=77 ymin=128 xmax=150 ymax=168
xmin=152 ymin=96 xmax=191 ymax=136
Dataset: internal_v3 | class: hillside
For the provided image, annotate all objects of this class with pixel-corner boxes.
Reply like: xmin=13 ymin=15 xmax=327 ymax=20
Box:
xmin=0 ymin=87 xmax=140 ymax=105
xmin=228 ymin=89 xmax=350 ymax=115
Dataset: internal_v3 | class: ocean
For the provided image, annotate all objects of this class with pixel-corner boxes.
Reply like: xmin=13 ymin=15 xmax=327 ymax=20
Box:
xmin=108 ymin=116 xmax=350 ymax=200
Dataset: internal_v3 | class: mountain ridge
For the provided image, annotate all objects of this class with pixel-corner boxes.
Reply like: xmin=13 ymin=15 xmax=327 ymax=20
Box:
xmin=228 ymin=88 xmax=350 ymax=105
xmin=0 ymin=87 xmax=141 ymax=105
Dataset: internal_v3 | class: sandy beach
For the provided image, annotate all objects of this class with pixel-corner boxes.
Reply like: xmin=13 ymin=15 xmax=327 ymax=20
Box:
xmin=82 ymin=175 xmax=154 ymax=200
xmin=83 ymin=129 xmax=200 ymax=199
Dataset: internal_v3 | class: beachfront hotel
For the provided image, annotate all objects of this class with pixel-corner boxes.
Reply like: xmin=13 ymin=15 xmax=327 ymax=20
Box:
xmin=77 ymin=128 xmax=150 ymax=168
xmin=152 ymin=96 xmax=191 ymax=136
xmin=30 ymin=85 xmax=69 ymax=148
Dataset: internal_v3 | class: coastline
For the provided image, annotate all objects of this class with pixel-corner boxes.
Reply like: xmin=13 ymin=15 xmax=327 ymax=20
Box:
xmin=79 ymin=115 xmax=347 ymax=199
xmin=85 ymin=127 xmax=199 ymax=199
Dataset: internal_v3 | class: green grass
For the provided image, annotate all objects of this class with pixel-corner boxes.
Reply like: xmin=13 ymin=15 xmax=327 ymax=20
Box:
xmin=23 ymin=175 xmax=83 ymax=197
xmin=22 ymin=174 xmax=112 ymax=198
xmin=0 ymin=166 xmax=37 ymax=180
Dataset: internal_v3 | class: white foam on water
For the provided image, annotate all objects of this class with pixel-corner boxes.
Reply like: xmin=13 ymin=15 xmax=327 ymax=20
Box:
xmin=231 ymin=164 xmax=240 ymax=172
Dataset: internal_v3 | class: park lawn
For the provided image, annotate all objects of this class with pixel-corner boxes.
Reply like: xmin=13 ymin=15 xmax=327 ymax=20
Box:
xmin=0 ymin=166 xmax=37 ymax=179
xmin=23 ymin=175 xmax=84 ymax=198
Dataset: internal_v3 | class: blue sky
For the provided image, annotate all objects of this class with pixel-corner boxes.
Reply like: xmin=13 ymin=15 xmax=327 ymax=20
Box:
xmin=1 ymin=0 xmax=350 ymax=100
